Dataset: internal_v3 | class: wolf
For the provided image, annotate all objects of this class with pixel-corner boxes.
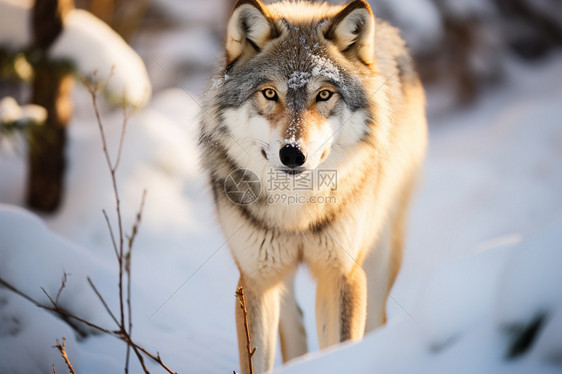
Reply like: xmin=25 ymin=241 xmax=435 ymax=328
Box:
xmin=199 ymin=0 xmax=427 ymax=372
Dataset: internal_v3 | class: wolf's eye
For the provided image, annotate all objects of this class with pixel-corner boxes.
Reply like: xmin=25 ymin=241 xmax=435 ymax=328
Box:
xmin=317 ymin=90 xmax=333 ymax=102
xmin=262 ymin=89 xmax=278 ymax=101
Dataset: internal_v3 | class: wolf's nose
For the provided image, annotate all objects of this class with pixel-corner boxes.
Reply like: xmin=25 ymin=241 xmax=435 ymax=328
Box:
xmin=279 ymin=145 xmax=306 ymax=168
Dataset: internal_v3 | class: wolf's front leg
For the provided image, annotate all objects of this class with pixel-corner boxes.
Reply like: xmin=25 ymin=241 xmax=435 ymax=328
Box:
xmin=279 ymin=273 xmax=308 ymax=363
xmin=236 ymin=277 xmax=281 ymax=374
xmin=315 ymin=265 xmax=367 ymax=348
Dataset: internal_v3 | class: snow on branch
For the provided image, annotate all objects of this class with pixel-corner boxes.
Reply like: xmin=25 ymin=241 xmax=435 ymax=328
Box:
xmin=0 ymin=97 xmax=47 ymax=128
xmin=50 ymin=9 xmax=152 ymax=108
xmin=0 ymin=0 xmax=152 ymax=109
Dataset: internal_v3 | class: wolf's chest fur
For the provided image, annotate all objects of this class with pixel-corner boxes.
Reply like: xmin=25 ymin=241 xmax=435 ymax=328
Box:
xmin=212 ymin=137 xmax=390 ymax=282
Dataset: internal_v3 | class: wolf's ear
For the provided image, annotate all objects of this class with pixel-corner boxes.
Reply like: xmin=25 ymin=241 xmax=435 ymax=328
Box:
xmin=324 ymin=0 xmax=376 ymax=65
xmin=225 ymin=0 xmax=277 ymax=65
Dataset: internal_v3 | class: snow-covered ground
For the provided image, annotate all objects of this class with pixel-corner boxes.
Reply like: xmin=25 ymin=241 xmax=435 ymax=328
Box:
xmin=279 ymin=55 xmax=562 ymax=374
xmin=1 ymin=53 xmax=561 ymax=373
xmin=1 ymin=1 xmax=562 ymax=372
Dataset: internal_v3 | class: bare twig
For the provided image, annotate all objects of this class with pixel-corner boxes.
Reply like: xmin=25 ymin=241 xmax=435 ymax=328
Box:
xmin=128 ymin=343 xmax=150 ymax=374
xmin=54 ymin=272 xmax=68 ymax=305
xmin=85 ymin=73 xmax=128 ymax=372
xmin=2 ymin=279 xmax=112 ymax=335
xmin=84 ymin=75 xmax=173 ymax=374
xmin=236 ymin=287 xmax=256 ymax=374
xmin=125 ymin=342 xmax=177 ymax=374
xmin=87 ymin=277 xmax=119 ymax=326
xmin=39 ymin=272 xmax=68 ymax=310
xmin=114 ymin=101 xmax=134 ymax=171
xmin=53 ymin=338 xmax=77 ymax=374
xmin=102 ymin=209 xmax=119 ymax=260
xmin=41 ymin=287 xmax=57 ymax=307
xmin=0 ymin=74 xmax=176 ymax=374
xmin=1 ymin=276 xmax=177 ymax=373
xmin=85 ymin=73 xmax=126 ymax=339
xmin=125 ymin=189 xmax=147 ymax=372
xmin=127 ymin=190 xmax=147 ymax=264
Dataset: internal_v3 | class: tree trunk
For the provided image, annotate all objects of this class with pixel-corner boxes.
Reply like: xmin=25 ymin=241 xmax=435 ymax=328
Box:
xmin=27 ymin=66 xmax=73 ymax=211
xmin=26 ymin=0 xmax=74 ymax=212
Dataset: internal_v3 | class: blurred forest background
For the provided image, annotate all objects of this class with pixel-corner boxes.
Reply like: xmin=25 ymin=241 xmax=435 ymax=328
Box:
xmin=3 ymin=0 xmax=561 ymax=212
xmin=5 ymin=0 xmax=560 ymax=105
xmin=110 ymin=0 xmax=562 ymax=104
xmin=2 ymin=0 xmax=561 ymax=135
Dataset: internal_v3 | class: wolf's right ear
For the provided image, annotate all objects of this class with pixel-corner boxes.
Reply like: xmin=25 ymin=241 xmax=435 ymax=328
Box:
xmin=225 ymin=0 xmax=277 ymax=65
xmin=324 ymin=0 xmax=376 ymax=65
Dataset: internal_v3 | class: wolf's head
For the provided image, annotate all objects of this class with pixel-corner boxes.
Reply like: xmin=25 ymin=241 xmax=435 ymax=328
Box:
xmin=204 ymin=0 xmax=385 ymax=177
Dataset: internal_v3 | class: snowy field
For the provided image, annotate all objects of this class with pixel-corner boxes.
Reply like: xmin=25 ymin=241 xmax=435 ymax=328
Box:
xmin=1 ymin=52 xmax=561 ymax=373
xmin=1 ymin=0 xmax=562 ymax=373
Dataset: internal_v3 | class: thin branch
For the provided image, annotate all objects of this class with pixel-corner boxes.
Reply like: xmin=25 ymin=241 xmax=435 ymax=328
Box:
xmin=41 ymin=272 xmax=69 ymax=309
xmin=28 ymin=283 xmax=114 ymax=335
xmin=85 ymin=75 xmax=127 ymax=370
xmin=87 ymin=277 xmax=119 ymax=326
xmin=114 ymin=102 xmax=134 ymax=171
xmin=129 ymin=343 xmax=150 ymax=374
xmin=41 ymin=287 xmax=58 ymax=307
xmin=53 ymin=338 xmax=77 ymax=374
xmin=125 ymin=189 xmax=147 ymax=373
xmin=54 ymin=272 xmax=68 ymax=305
xmin=102 ymin=209 xmax=119 ymax=260
xmin=129 ymin=344 xmax=177 ymax=374
xmin=83 ymin=75 xmax=172 ymax=373
xmin=0 ymin=277 xmax=176 ymax=373
xmin=127 ymin=190 xmax=147 ymax=261
xmin=236 ymin=287 xmax=255 ymax=374
xmin=1 ymin=73 xmax=175 ymax=374
xmin=87 ymin=73 xmax=115 ymax=179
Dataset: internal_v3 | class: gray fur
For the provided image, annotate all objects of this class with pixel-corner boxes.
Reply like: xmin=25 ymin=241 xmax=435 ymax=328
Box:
xmin=217 ymin=20 xmax=368 ymax=114
xmin=200 ymin=16 xmax=420 ymax=220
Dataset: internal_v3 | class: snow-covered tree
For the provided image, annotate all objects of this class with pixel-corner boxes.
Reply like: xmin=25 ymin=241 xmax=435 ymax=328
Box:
xmin=0 ymin=0 xmax=151 ymax=212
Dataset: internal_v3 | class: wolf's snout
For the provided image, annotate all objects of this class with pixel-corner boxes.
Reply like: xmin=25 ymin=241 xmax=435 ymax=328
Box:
xmin=279 ymin=145 xmax=306 ymax=168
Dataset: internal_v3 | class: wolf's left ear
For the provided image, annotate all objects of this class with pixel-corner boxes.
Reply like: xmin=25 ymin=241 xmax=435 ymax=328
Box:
xmin=324 ymin=0 xmax=376 ymax=65
xmin=225 ymin=0 xmax=277 ymax=65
